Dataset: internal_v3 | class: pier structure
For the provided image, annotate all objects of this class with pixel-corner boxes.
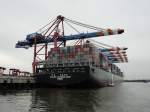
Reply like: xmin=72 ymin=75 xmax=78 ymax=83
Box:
xmin=0 ymin=67 xmax=35 ymax=89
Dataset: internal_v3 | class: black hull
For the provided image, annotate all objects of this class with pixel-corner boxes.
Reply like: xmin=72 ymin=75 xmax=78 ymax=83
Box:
xmin=35 ymin=66 xmax=122 ymax=87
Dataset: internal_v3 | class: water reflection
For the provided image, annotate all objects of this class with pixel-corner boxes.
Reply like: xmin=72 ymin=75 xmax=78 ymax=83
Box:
xmin=0 ymin=90 xmax=33 ymax=112
xmin=1 ymin=83 xmax=150 ymax=112
xmin=30 ymin=88 xmax=100 ymax=112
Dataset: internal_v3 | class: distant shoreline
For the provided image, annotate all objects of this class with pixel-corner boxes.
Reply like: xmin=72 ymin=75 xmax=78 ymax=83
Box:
xmin=124 ymin=80 xmax=150 ymax=83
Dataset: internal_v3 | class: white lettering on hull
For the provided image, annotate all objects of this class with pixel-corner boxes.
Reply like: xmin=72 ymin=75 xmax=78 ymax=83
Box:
xmin=50 ymin=74 xmax=71 ymax=80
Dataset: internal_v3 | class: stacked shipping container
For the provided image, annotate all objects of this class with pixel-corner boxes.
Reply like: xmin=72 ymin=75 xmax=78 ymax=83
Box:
xmin=46 ymin=42 xmax=100 ymax=66
xmin=45 ymin=41 xmax=122 ymax=77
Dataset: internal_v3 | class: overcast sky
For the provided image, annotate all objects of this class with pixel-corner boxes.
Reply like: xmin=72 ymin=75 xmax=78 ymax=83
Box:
xmin=0 ymin=0 xmax=150 ymax=79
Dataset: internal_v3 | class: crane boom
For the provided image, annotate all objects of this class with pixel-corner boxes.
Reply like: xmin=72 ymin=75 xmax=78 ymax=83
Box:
xmin=16 ymin=29 xmax=124 ymax=48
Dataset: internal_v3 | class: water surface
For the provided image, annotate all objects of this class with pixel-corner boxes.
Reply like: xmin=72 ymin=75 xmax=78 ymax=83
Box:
xmin=0 ymin=83 xmax=150 ymax=112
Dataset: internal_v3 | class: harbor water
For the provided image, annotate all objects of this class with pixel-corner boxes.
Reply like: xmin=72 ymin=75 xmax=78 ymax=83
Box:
xmin=0 ymin=83 xmax=150 ymax=112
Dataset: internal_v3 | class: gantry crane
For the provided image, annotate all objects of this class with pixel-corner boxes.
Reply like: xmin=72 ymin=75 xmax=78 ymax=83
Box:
xmin=15 ymin=15 xmax=127 ymax=74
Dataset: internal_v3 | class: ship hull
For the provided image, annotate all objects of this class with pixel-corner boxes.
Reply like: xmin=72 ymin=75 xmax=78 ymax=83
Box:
xmin=35 ymin=66 xmax=123 ymax=87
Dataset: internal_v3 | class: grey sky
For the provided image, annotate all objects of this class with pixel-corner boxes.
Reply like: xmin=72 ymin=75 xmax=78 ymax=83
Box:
xmin=0 ymin=0 xmax=150 ymax=79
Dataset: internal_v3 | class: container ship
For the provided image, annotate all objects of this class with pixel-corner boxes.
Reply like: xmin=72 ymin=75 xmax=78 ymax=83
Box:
xmin=15 ymin=15 xmax=128 ymax=87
